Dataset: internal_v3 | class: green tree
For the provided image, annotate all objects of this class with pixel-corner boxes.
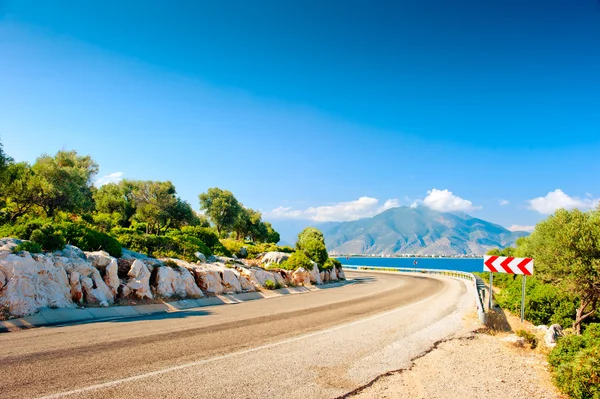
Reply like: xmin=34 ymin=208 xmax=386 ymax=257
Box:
xmin=263 ymin=222 xmax=280 ymax=244
xmin=0 ymin=137 xmax=12 ymax=176
xmin=199 ymin=188 xmax=242 ymax=235
xmin=93 ymin=181 xmax=137 ymax=227
xmin=30 ymin=150 xmax=99 ymax=216
xmin=131 ymin=180 xmax=194 ymax=235
xmin=0 ymin=162 xmax=37 ymax=222
xmin=296 ymin=227 xmax=328 ymax=266
xmin=519 ymin=207 xmax=600 ymax=334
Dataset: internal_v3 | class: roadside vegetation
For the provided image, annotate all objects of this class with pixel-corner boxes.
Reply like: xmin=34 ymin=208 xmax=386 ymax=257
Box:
xmin=0 ymin=138 xmax=340 ymax=273
xmin=480 ymin=205 xmax=600 ymax=398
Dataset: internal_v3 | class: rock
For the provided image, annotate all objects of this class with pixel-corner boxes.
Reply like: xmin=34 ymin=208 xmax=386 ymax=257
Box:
xmin=545 ymin=324 xmax=564 ymax=347
xmin=220 ymin=266 xmax=243 ymax=293
xmin=239 ymin=247 xmax=248 ymax=258
xmin=192 ymin=264 xmax=225 ymax=295
xmin=52 ymin=255 xmax=116 ymax=303
xmin=292 ymin=267 xmax=311 ymax=286
xmin=329 ymin=268 xmax=338 ymax=281
xmin=237 ymin=267 xmax=262 ymax=289
xmin=69 ymin=271 xmax=83 ymax=303
xmin=207 ymin=255 xmax=218 ymax=262
xmin=120 ymin=249 xmax=164 ymax=271
xmin=230 ymin=268 xmax=256 ymax=292
xmin=194 ymin=252 xmax=207 ymax=263
xmin=271 ymin=271 xmax=286 ymax=287
xmin=54 ymin=244 xmax=86 ymax=260
xmin=80 ymin=274 xmax=114 ymax=305
xmin=0 ymin=252 xmax=74 ymax=317
xmin=535 ymin=325 xmax=548 ymax=332
xmin=86 ymin=251 xmax=120 ymax=295
xmin=322 ymin=270 xmax=330 ymax=283
xmin=336 ymin=268 xmax=346 ymax=280
xmin=261 ymin=252 xmax=290 ymax=266
xmin=309 ymin=263 xmax=322 ymax=285
xmin=0 ymin=238 xmax=22 ymax=256
xmin=155 ymin=266 xmax=204 ymax=298
xmin=501 ymin=335 xmax=526 ymax=347
xmin=122 ymin=260 xmax=153 ymax=299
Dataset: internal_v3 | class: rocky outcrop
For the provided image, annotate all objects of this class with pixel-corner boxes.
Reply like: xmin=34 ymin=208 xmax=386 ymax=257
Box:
xmin=195 ymin=252 xmax=207 ymax=263
xmin=337 ymin=268 xmax=346 ymax=280
xmin=292 ymin=267 xmax=310 ymax=286
xmin=239 ymin=247 xmax=248 ymax=258
xmin=86 ymin=251 xmax=119 ymax=296
xmin=545 ymin=324 xmax=564 ymax=347
xmin=191 ymin=264 xmax=225 ymax=295
xmin=309 ymin=263 xmax=322 ymax=285
xmin=69 ymin=271 xmax=83 ymax=303
xmin=329 ymin=269 xmax=338 ymax=281
xmin=155 ymin=266 xmax=204 ymax=298
xmin=0 ymin=252 xmax=73 ymax=317
xmin=0 ymin=238 xmax=22 ymax=255
xmin=261 ymin=252 xmax=290 ymax=266
xmin=122 ymin=260 xmax=153 ymax=299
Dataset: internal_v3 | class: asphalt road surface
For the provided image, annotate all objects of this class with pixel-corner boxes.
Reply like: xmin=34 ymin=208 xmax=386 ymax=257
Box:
xmin=0 ymin=271 xmax=473 ymax=399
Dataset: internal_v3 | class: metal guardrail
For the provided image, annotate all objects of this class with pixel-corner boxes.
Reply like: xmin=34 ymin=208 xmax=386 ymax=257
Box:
xmin=342 ymin=264 xmax=487 ymax=323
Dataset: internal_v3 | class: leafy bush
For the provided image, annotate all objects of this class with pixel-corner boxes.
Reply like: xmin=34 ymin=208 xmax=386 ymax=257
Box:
xmin=263 ymin=280 xmax=282 ymax=290
xmin=180 ymin=226 xmax=230 ymax=257
xmin=56 ymin=221 xmax=122 ymax=257
xmin=324 ymin=258 xmax=342 ymax=271
xmin=515 ymin=329 xmax=538 ymax=349
xmin=13 ymin=241 xmax=42 ymax=254
xmin=296 ymin=227 xmax=329 ymax=267
xmin=280 ymin=250 xmax=313 ymax=271
xmin=113 ymin=229 xmax=211 ymax=262
xmin=29 ymin=225 xmax=66 ymax=251
xmin=549 ymin=324 xmax=600 ymax=399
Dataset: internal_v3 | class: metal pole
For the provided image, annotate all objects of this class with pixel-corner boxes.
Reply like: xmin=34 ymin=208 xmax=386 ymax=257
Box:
xmin=489 ymin=272 xmax=493 ymax=310
xmin=521 ymin=275 xmax=526 ymax=323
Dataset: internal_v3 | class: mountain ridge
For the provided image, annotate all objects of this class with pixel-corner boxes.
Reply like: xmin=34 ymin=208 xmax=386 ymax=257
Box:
xmin=321 ymin=206 xmax=528 ymax=256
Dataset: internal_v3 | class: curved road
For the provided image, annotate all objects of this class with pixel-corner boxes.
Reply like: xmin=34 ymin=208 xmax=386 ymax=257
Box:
xmin=0 ymin=272 xmax=473 ymax=399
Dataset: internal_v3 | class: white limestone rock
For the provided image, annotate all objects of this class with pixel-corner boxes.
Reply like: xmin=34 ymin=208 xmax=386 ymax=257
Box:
xmin=0 ymin=252 xmax=73 ymax=317
xmin=194 ymin=252 xmax=207 ymax=263
xmin=261 ymin=252 xmax=290 ymax=266
xmin=220 ymin=266 xmax=243 ymax=293
xmin=309 ymin=263 xmax=322 ymax=285
xmin=230 ymin=267 xmax=256 ymax=292
xmin=192 ymin=264 xmax=225 ymax=295
xmin=86 ymin=251 xmax=120 ymax=295
xmin=80 ymin=274 xmax=113 ymax=306
xmin=292 ymin=267 xmax=311 ymax=286
xmin=329 ymin=269 xmax=338 ymax=281
xmin=155 ymin=266 xmax=204 ymax=298
xmin=0 ymin=238 xmax=22 ymax=256
xmin=54 ymin=244 xmax=86 ymax=260
xmin=69 ymin=271 xmax=83 ymax=304
xmin=545 ymin=324 xmax=564 ymax=347
xmin=336 ymin=268 xmax=346 ymax=280
xmin=122 ymin=259 xmax=153 ymax=299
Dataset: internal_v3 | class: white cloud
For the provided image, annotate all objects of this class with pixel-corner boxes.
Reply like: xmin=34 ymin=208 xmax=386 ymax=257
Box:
xmin=527 ymin=189 xmax=599 ymax=215
xmin=265 ymin=196 xmax=401 ymax=222
xmin=499 ymin=199 xmax=510 ymax=206
xmin=95 ymin=172 xmax=124 ymax=187
xmin=507 ymin=225 xmax=535 ymax=232
xmin=411 ymin=188 xmax=480 ymax=212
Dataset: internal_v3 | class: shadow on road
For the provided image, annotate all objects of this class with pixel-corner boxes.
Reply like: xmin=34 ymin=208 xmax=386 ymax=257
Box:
xmin=108 ymin=309 xmax=212 ymax=324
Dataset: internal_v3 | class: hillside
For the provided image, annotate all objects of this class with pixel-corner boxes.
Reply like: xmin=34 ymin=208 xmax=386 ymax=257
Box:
xmin=322 ymin=206 xmax=528 ymax=256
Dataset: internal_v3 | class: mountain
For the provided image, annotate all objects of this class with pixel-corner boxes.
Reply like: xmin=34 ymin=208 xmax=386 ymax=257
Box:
xmin=321 ymin=206 xmax=528 ymax=256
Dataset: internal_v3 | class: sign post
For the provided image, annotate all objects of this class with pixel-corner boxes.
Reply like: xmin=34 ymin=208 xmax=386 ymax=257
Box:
xmin=483 ymin=255 xmax=534 ymax=323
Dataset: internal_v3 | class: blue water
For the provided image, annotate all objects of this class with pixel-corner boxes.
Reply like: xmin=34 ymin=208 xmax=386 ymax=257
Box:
xmin=337 ymin=256 xmax=484 ymax=273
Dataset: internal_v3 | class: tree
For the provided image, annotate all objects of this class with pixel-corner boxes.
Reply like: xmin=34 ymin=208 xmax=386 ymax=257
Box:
xmin=519 ymin=207 xmax=600 ymax=334
xmin=0 ymin=137 xmax=12 ymax=176
xmin=130 ymin=180 xmax=194 ymax=235
xmin=30 ymin=150 xmax=99 ymax=216
xmin=0 ymin=162 xmax=36 ymax=222
xmin=296 ymin=227 xmax=328 ymax=266
xmin=93 ymin=181 xmax=137 ymax=227
xmin=199 ymin=188 xmax=242 ymax=235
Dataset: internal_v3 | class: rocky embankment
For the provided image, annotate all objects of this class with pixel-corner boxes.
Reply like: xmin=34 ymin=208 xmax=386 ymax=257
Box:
xmin=0 ymin=238 xmax=345 ymax=319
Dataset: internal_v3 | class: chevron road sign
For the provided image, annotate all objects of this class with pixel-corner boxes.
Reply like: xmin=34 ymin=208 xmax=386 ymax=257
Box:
xmin=483 ymin=255 xmax=534 ymax=322
xmin=483 ymin=256 xmax=534 ymax=275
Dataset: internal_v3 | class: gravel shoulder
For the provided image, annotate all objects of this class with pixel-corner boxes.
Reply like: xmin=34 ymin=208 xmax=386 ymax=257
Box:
xmin=351 ymin=312 xmax=566 ymax=399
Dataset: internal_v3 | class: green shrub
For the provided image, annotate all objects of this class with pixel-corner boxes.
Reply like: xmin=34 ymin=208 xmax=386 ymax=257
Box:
xmin=549 ymin=324 xmax=600 ymax=398
xmin=180 ymin=226 xmax=230 ymax=256
xmin=113 ymin=229 xmax=211 ymax=262
xmin=323 ymin=258 xmax=342 ymax=271
xmin=57 ymin=221 xmax=122 ymax=257
xmin=13 ymin=241 xmax=43 ymax=254
xmin=515 ymin=329 xmax=538 ymax=349
xmin=29 ymin=225 xmax=66 ymax=251
xmin=280 ymin=250 xmax=313 ymax=271
xmin=300 ymin=239 xmax=328 ymax=267
xmin=264 ymin=280 xmax=277 ymax=290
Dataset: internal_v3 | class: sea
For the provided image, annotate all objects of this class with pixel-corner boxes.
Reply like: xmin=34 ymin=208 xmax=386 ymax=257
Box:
xmin=337 ymin=256 xmax=484 ymax=273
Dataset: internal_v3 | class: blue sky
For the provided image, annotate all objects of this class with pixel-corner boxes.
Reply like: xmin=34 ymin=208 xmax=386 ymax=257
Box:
xmin=1 ymin=0 xmax=599 ymax=234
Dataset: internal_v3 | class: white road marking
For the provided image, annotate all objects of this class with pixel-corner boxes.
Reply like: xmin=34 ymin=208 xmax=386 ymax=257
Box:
xmin=38 ymin=279 xmax=453 ymax=399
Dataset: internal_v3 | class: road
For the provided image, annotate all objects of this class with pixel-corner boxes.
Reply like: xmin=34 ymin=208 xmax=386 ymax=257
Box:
xmin=0 ymin=271 xmax=473 ymax=399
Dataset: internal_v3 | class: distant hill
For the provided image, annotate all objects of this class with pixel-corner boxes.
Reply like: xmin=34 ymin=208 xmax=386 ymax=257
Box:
xmin=321 ymin=206 xmax=528 ymax=256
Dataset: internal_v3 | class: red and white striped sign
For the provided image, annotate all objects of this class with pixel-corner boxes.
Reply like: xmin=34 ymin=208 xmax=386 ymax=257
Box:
xmin=483 ymin=256 xmax=534 ymax=275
